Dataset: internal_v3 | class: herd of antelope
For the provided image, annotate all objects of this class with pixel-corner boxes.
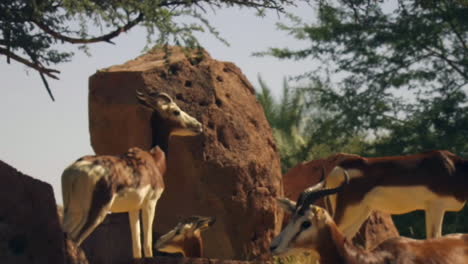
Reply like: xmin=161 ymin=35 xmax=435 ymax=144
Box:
xmin=271 ymin=151 xmax=468 ymax=263
xmin=60 ymin=88 xmax=468 ymax=263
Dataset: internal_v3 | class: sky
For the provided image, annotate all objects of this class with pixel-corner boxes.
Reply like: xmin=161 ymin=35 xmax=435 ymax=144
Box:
xmin=0 ymin=3 xmax=315 ymax=204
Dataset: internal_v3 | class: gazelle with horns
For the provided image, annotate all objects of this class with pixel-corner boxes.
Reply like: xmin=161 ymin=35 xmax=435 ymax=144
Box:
xmin=155 ymin=216 xmax=216 ymax=257
xmin=61 ymin=90 xmax=203 ymax=258
xmin=313 ymin=150 xmax=468 ymax=239
xmin=271 ymin=189 xmax=468 ymax=264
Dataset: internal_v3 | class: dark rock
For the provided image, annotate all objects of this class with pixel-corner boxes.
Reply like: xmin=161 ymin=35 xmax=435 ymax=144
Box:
xmin=0 ymin=160 xmax=65 ymax=264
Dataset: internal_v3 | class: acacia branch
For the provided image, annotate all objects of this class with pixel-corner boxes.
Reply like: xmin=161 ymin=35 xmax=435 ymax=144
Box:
xmin=443 ymin=13 xmax=468 ymax=52
xmin=32 ymin=13 xmax=144 ymax=45
xmin=38 ymin=71 xmax=55 ymax=101
xmin=422 ymin=46 xmax=468 ymax=80
xmin=0 ymin=46 xmax=60 ymax=79
xmin=223 ymin=0 xmax=289 ymax=10
xmin=434 ymin=1 xmax=468 ymax=53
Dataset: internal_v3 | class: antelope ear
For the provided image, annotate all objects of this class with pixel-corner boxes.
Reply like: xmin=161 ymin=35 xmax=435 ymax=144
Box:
xmin=207 ymin=217 xmax=216 ymax=227
xmin=195 ymin=216 xmax=216 ymax=231
xmin=276 ymin=197 xmax=296 ymax=213
xmin=149 ymin=145 xmax=161 ymax=154
xmin=154 ymin=92 xmax=174 ymax=109
xmin=311 ymin=206 xmax=327 ymax=221
xmin=136 ymin=89 xmax=174 ymax=111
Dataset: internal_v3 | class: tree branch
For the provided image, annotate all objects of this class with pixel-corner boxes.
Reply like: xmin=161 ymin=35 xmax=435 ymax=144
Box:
xmin=32 ymin=13 xmax=144 ymax=45
xmin=443 ymin=12 xmax=468 ymax=52
xmin=39 ymin=71 xmax=55 ymax=101
xmin=0 ymin=46 xmax=60 ymax=79
xmin=422 ymin=46 xmax=468 ymax=80
xmin=434 ymin=1 xmax=468 ymax=53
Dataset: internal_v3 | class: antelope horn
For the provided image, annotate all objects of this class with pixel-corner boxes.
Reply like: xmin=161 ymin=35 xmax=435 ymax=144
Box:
xmin=317 ymin=169 xmax=349 ymax=196
xmin=135 ymin=89 xmax=174 ymax=109
xmin=297 ymin=170 xmax=349 ymax=214
xmin=296 ymin=166 xmax=327 ymax=206
xmin=135 ymin=88 xmax=151 ymax=108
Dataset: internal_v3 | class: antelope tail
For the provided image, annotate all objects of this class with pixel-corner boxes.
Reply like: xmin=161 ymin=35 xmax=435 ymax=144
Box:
xmin=61 ymin=163 xmax=101 ymax=243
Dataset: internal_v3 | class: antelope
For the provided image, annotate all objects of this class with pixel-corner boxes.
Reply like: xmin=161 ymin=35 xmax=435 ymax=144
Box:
xmin=312 ymin=150 xmax=468 ymax=239
xmin=155 ymin=215 xmax=215 ymax=257
xmin=61 ymin=90 xmax=203 ymax=258
xmin=271 ymin=193 xmax=468 ymax=264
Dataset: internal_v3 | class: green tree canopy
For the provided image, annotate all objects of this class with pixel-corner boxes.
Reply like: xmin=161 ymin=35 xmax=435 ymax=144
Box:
xmin=257 ymin=0 xmax=468 ymax=238
xmin=258 ymin=0 xmax=468 ymax=147
xmin=1 ymin=0 xmax=305 ymax=100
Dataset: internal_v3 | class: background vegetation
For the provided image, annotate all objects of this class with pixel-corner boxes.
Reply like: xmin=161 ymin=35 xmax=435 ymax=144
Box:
xmin=257 ymin=0 xmax=468 ymax=238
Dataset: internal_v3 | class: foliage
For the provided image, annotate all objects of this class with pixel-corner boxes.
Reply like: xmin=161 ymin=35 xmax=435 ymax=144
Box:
xmin=256 ymin=77 xmax=366 ymax=173
xmin=256 ymin=0 xmax=468 ymax=139
xmin=261 ymin=0 xmax=468 ymax=94
xmin=257 ymin=0 xmax=468 ymax=238
xmin=257 ymin=77 xmax=310 ymax=172
xmin=1 ymin=0 xmax=305 ymax=100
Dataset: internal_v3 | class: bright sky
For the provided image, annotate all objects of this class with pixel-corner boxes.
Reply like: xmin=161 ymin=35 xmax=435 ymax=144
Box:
xmin=0 ymin=4 xmax=314 ymax=204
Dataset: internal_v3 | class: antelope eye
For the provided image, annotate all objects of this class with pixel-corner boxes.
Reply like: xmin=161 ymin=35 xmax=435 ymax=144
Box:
xmin=301 ymin=221 xmax=311 ymax=230
xmin=173 ymin=110 xmax=181 ymax=116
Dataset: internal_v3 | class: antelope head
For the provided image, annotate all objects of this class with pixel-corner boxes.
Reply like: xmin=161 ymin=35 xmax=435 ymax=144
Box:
xmin=155 ymin=216 xmax=215 ymax=256
xmin=136 ymin=88 xmax=203 ymax=136
xmin=270 ymin=170 xmax=349 ymax=255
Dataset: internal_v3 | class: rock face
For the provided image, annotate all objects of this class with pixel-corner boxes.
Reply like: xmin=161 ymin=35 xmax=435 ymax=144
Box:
xmin=81 ymin=213 xmax=132 ymax=264
xmin=283 ymin=153 xmax=400 ymax=249
xmin=0 ymin=160 xmax=65 ymax=264
xmin=86 ymin=47 xmax=283 ymax=261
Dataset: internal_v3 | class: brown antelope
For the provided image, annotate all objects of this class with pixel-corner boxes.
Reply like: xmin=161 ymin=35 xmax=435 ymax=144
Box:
xmin=311 ymin=150 xmax=468 ymax=239
xmin=271 ymin=193 xmax=468 ymax=264
xmin=155 ymin=216 xmax=215 ymax=257
xmin=61 ymin=90 xmax=203 ymax=258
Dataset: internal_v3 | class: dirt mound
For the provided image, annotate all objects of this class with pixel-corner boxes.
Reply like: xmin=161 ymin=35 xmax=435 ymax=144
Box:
xmin=86 ymin=47 xmax=283 ymax=261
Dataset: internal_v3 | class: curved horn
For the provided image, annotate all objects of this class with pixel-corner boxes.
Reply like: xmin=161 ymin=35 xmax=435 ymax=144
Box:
xmin=307 ymin=169 xmax=349 ymax=201
xmin=136 ymin=89 xmax=151 ymax=108
xmin=135 ymin=89 xmax=174 ymax=109
xmin=297 ymin=169 xmax=349 ymax=214
xmin=301 ymin=166 xmax=327 ymax=196
xmin=295 ymin=166 xmax=327 ymax=209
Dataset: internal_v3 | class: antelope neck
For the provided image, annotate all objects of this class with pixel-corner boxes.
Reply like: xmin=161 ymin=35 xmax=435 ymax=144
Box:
xmin=182 ymin=235 xmax=203 ymax=258
xmin=316 ymin=221 xmax=348 ymax=264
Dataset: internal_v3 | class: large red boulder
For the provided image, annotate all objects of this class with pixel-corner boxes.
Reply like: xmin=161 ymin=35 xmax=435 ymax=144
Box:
xmin=86 ymin=47 xmax=283 ymax=261
xmin=283 ymin=153 xmax=400 ymax=249
xmin=0 ymin=160 xmax=65 ymax=264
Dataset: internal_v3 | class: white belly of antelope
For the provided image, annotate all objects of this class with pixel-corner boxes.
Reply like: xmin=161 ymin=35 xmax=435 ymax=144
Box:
xmin=363 ymin=186 xmax=465 ymax=214
xmin=110 ymin=185 xmax=153 ymax=213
